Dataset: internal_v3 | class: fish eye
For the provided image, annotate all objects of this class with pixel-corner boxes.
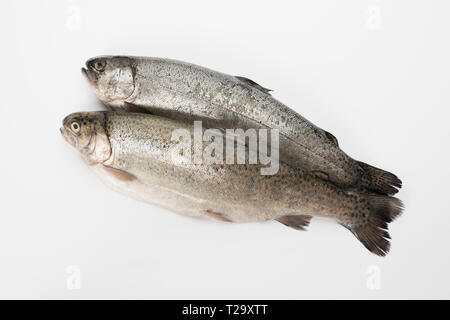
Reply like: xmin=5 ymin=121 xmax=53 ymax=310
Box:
xmin=93 ymin=60 xmax=106 ymax=72
xmin=71 ymin=122 xmax=80 ymax=133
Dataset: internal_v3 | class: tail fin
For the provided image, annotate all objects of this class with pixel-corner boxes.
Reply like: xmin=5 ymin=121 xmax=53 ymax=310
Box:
xmin=345 ymin=195 xmax=403 ymax=256
xmin=358 ymin=161 xmax=402 ymax=195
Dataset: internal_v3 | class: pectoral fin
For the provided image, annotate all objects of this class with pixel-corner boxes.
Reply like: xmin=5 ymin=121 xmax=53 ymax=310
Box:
xmin=102 ymin=165 xmax=137 ymax=181
xmin=276 ymin=215 xmax=312 ymax=231
xmin=235 ymin=76 xmax=272 ymax=95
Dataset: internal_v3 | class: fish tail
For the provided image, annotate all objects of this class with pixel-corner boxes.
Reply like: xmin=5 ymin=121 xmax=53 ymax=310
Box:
xmin=358 ymin=161 xmax=402 ymax=195
xmin=342 ymin=194 xmax=404 ymax=256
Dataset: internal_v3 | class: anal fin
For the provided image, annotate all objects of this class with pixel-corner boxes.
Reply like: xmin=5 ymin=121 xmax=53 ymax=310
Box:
xmin=235 ymin=76 xmax=272 ymax=95
xmin=276 ymin=215 xmax=312 ymax=231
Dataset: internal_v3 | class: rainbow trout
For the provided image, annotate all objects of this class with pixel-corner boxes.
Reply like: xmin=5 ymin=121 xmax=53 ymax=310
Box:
xmin=82 ymin=56 xmax=402 ymax=195
xmin=60 ymin=111 xmax=403 ymax=256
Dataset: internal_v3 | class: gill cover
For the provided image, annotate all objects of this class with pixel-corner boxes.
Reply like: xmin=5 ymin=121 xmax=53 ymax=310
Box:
xmin=84 ymin=56 xmax=136 ymax=107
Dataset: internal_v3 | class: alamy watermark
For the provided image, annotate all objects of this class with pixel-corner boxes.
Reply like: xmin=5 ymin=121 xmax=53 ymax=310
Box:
xmin=66 ymin=265 xmax=81 ymax=290
xmin=366 ymin=5 xmax=382 ymax=30
xmin=170 ymin=121 xmax=280 ymax=175
xmin=66 ymin=5 xmax=81 ymax=31
xmin=366 ymin=265 xmax=381 ymax=290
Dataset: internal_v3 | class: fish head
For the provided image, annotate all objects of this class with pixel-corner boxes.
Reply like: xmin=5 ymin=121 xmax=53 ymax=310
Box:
xmin=82 ymin=56 xmax=136 ymax=107
xmin=61 ymin=112 xmax=112 ymax=165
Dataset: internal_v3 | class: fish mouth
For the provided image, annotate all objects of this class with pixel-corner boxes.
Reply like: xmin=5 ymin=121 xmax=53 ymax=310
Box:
xmin=81 ymin=65 xmax=98 ymax=88
xmin=60 ymin=126 xmax=77 ymax=147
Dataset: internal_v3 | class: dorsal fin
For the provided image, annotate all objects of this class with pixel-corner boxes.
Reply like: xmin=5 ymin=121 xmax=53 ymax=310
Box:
xmin=325 ymin=131 xmax=339 ymax=146
xmin=235 ymin=76 xmax=272 ymax=95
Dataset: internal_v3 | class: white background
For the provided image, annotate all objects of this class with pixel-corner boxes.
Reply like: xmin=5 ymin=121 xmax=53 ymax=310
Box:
xmin=0 ymin=0 xmax=449 ymax=299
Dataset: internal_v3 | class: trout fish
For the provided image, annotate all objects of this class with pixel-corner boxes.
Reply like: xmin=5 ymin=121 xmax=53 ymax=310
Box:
xmin=82 ymin=56 xmax=402 ymax=195
xmin=60 ymin=111 xmax=403 ymax=256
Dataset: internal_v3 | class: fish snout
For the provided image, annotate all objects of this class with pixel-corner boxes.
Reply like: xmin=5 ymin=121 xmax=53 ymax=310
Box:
xmin=81 ymin=64 xmax=98 ymax=87
xmin=81 ymin=67 xmax=88 ymax=77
